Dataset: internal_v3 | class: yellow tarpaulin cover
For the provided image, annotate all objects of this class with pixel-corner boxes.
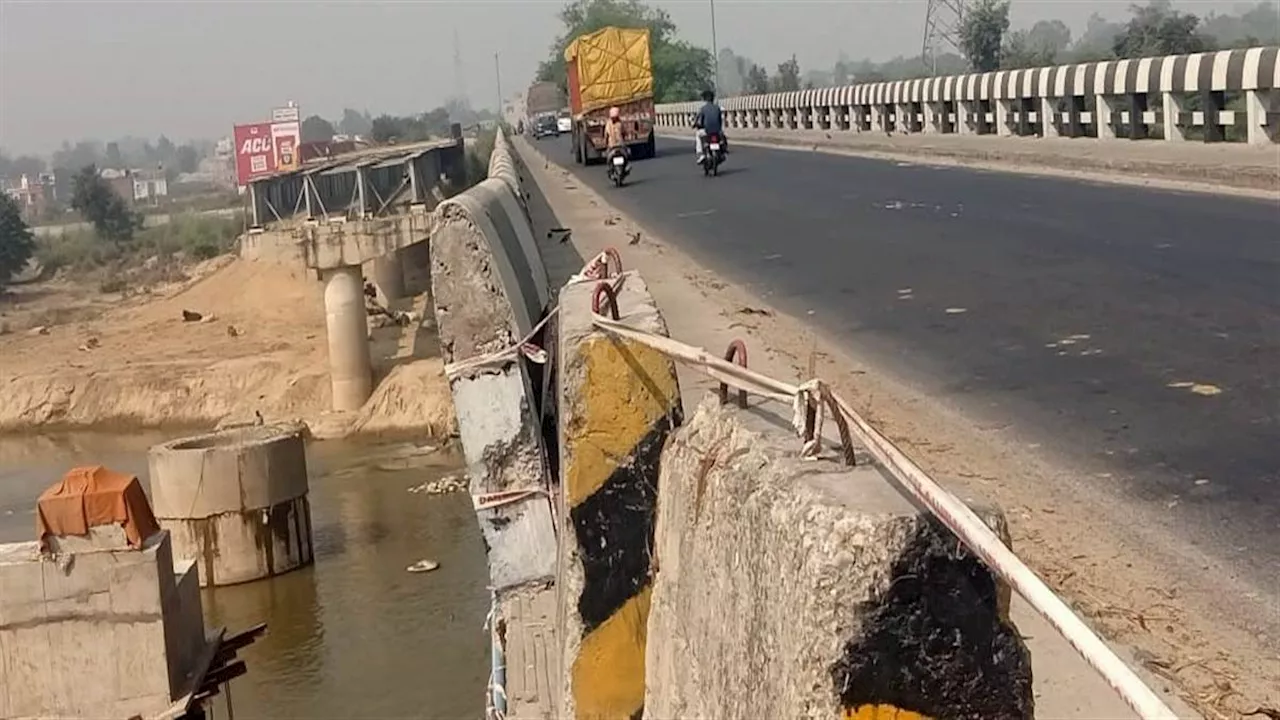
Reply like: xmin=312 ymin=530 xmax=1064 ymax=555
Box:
xmin=564 ymin=26 xmax=653 ymax=114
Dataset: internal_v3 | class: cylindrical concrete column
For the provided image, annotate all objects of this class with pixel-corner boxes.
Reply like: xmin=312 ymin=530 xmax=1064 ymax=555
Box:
xmin=371 ymin=251 xmax=406 ymax=303
xmin=149 ymin=424 xmax=314 ymax=587
xmin=323 ymin=265 xmax=373 ymax=411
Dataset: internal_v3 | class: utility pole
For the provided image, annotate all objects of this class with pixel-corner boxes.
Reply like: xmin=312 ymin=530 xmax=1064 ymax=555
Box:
xmin=494 ymin=52 xmax=503 ymax=122
xmin=709 ymin=0 xmax=720 ymax=92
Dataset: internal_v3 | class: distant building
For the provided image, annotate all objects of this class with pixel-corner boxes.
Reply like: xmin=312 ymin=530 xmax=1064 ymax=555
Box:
xmin=132 ymin=168 xmax=169 ymax=202
xmin=99 ymin=168 xmax=135 ymax=204
xmin=3 ymin=172 xmax=60 ymax=221
xmin=98 ymin=167 xmax=168 ymax=204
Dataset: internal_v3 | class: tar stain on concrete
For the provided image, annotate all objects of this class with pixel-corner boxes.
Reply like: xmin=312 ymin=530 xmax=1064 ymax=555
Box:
xmin=830 ymin=518 xmax=1034 ymax=720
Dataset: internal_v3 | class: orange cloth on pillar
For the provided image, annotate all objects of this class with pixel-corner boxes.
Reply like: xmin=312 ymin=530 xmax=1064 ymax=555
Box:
xmin=36 ymin=465 xmax=161 ymax=551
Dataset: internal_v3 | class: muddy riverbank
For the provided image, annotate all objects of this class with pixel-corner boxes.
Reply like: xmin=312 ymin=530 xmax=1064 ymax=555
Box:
xmin=0 ymin=253 xmax=455 ymax=439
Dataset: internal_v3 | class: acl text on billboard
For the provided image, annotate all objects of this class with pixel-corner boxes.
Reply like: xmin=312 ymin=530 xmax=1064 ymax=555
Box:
xmin=233 ymin=122 xmax=278 ymax=186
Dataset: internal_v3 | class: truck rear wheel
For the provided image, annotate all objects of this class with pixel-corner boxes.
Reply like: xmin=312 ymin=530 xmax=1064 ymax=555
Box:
xmin=573 ymin=129 xmax=584 ymax=164
xmin=641 ymin=131 xmax=656 ymax=159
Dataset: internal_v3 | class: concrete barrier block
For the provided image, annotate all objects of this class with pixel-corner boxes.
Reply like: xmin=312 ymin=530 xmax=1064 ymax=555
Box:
xmin=556 ymin=271 xmax=684 ymax=720
xmin=431 ymin=191 xmax=556 ymax=591
xmin=645 ymin=394 xmax=1033 ymax=720
xmin=471 ymin=177 xmax=549 ymax=311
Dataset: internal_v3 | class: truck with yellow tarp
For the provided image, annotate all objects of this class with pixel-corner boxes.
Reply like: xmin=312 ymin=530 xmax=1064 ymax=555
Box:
xmin=564 ymin=25 xmax=657 ymax=164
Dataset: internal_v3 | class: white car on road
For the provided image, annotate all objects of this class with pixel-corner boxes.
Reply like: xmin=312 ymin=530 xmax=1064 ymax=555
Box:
xmin=556 ymin=110 xmax=573 ymax=134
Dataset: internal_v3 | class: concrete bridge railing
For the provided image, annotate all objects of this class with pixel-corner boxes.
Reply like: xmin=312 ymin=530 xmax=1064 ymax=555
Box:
xmin=434 ymin=131 xmax=1180 ymax=719
xmin=657 ymin=47 xmax=1280 ymax=145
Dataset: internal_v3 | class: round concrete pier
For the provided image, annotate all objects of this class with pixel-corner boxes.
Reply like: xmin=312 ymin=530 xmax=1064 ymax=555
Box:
xmin=148 ymin=423 xmax=314 ymax=587
xmin=323 ymin=265 xmax=373 ymax=411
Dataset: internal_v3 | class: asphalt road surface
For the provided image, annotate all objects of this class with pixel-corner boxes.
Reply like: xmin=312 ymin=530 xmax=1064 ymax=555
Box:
xmin=537 ymin=133 xmax=1280 ymax=595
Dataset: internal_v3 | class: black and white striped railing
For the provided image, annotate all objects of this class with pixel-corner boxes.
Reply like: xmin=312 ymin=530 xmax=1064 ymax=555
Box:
xmin=656 ymin=47 xmax=1280 ymax=145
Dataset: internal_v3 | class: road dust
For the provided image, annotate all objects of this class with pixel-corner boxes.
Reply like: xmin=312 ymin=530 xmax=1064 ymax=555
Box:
xmin=515 ymin=136 xmax=1275 ymax=720
xmin=0 ymin=253 xmax=454 ymax=439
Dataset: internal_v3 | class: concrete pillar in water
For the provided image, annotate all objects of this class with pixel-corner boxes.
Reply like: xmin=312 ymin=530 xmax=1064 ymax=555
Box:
xmin=149 ymin=424 xmax=314 ymax=587
xmin=371 ymin=250 xmax=406 ymax=303
xmin=323 ymin=265 xmax=373 ymax=411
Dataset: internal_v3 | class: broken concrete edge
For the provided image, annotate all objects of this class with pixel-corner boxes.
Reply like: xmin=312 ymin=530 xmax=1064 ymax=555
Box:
xmin=429 ymin=140 xmax=557 ymax=594
xmin=555 ymin=271 xmax=683 ymax=720
xmin=644 ymin=393 xmax=1033 ymax=720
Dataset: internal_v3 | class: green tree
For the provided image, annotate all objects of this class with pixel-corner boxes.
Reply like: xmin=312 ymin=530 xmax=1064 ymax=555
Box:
xmin=1114 ymin=0 xmax=1211 ymax=59
xmin=1202 ymin=2 xmax=1280 ymax=48
xmin=717 ymin=47 xmax=745 ymax=96
xmin=0 ymin=153 xmax=46 ymax=180
xmin=745 ymin=63 xmax=770 ymax=94
xmin=0 ymin=193 xmax=36 ymax=287
xmin=833 ymin=54 xmax=853 ymax=86
xmin=771 ymin=55 xmax=800 ymax=92
xmin=52 ymin=141 xmax=102 ymax=174
xmin=175 ymin=144 xmax=199 ymax=175
xmin=960 ymin=0 xmax=1011 ymax=71
xmin=654 ymin=41 xmax=714 ymax=102
xmin=301 ymin=115 xmax=336 ymax=143
xmin=370 ymin=115 xmax=403 ymax=143
xmin=339 ymin=108 xmax=374 ymax=136
xmin=104 ymin=142 xmax=123 ymax=169
xmin=536 ymin=0 xmax=713 ymax=103
xmin=69 ymin=165 xmax=142 ymax=243
xmin=1028 ymin=19 xmax=1072 ymax=58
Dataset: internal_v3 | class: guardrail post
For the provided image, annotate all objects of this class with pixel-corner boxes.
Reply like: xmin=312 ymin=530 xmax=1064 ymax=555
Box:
xmin=1246 ymin=89 xmax=1280 ymax=145
xmin=995 ymin=98 xmax=1015 ymax=136
xmin=1096 ymin=94 xmax=1120 ymax=140
xmin=1128 ymin=93 xmax=1150 ymax=140
xmin=1041 ymin=97 xmax=1061 ymax=138
xmin=1203 ymin=90 xmax=1227 ymax=142
xmin=1162 ymin=91 xmax=1189 ymax=142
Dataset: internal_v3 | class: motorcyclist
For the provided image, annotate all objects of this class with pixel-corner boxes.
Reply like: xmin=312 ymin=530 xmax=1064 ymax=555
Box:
xmin=605 ymin=106 xmax=627 ymax=160
xmin=692 ymin=88 xmax=726 ymax=163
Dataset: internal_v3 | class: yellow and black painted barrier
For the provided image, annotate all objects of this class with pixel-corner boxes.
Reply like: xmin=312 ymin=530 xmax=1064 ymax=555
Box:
xmin=555 ymin=270 xmax=682 ymax=720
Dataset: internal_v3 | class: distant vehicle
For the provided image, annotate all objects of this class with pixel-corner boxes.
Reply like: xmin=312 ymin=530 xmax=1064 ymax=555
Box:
xmin=556 ymin=109 xmax=573 ymax=134
xmin=700 ymin=131 xmax=727 ymax=177
xmin=531 ymin=113 xmax=559 ymax=139
xmin=527 ymin=81 xmax=565 ymax=118
xmin=564 ymin=26 xmax=656 ymax=165
xmin=606 ymin=148 xmax=630 ymax=187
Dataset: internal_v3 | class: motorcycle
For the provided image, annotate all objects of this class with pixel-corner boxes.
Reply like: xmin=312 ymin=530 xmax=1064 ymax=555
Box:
xmin=701 ymin=132 xmax=726 ymax=176
xmin=606 ymin=149 xmax=630 ymax=187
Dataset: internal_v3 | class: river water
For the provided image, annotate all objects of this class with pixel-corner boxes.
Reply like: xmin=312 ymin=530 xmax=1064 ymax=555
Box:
xmin=0 ymin=431 xmax=489 ymax=719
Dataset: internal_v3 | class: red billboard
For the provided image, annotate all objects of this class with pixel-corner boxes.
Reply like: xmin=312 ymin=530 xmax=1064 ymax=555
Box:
xmin=233 ymin=122 xmax=277 ymax=186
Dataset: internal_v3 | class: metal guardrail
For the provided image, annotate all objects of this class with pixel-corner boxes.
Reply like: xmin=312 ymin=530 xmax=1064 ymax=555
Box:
xmin=657 ymin=47 xmax=1280 ymax=145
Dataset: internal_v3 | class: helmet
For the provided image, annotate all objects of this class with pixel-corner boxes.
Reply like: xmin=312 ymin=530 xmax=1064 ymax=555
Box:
xmin=609 ymin=106 xmax=621 ymax=119
xmin=701 ymin=89 xmax=715 ymax=102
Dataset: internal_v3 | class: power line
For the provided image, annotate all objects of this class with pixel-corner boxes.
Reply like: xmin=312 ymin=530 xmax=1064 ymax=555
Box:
xmin=453 ymin=28 xmax=467 ymax=106
xmin=922 ymin=0 xmax=970 ymax=74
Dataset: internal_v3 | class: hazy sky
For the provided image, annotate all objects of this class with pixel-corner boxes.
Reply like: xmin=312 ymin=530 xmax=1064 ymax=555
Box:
xmin=0 ymin=0 xmax=1258 ymax=154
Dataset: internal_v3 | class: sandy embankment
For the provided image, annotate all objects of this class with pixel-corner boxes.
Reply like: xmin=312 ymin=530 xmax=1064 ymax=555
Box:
xmin=0 ymin=254 xmax=455 ymax=438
